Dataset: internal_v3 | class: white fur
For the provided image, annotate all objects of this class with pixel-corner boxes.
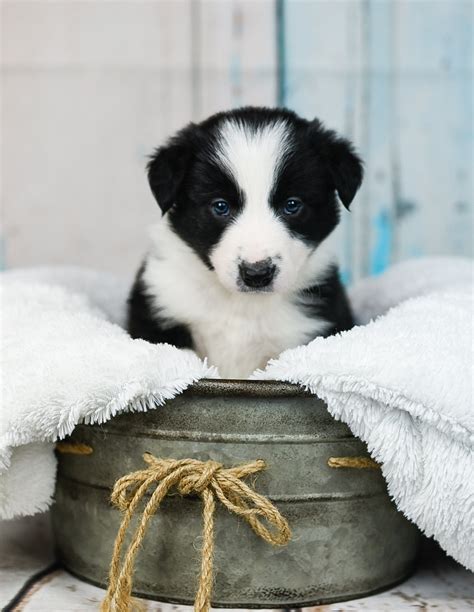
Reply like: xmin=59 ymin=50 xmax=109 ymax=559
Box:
xmin=144 ymin=219 xmax=334 ymax=378
xmin=144 ymin=119 xmax=338 ymax=378
xmin=211 ymin=119 xmax=314 ymax=293
xmin=0 ymin=273 xmax=217 ymax=518
xmin=2 ymin=260 xmax=473 ymax=570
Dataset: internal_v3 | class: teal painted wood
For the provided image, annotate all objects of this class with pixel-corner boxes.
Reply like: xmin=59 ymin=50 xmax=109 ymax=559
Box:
xmin=279 ymin=0 xmax=473 ymax=280
xmin=278 ymin=0 xmax=367 ymax=282
xmin=393 ymin=0 xmax=473 ymax=260
xmin=3 ymin=1 xmax=471 ymax=276
xmin=364 ymin=1 xmax=396 ymax=276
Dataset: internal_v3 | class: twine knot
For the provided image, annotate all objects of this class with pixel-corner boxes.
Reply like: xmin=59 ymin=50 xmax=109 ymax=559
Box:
xmin=101 ymin=453 xmax=291 ymax=612
xmin=177 ymin=459 xmax=222 ymax=495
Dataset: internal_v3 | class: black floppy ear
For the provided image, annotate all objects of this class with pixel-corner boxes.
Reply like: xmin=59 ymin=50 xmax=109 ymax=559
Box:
xmin=309 ymin=120 xmax=364 ymax=209
xmin=147 ymin=138 xmax=191 ymax=215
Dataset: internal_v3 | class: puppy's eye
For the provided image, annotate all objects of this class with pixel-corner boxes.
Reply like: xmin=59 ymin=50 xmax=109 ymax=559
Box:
xmin=283 ymin=198 xmax=303 ymax=216
xmin=211 ymin=199 xmax=230 ymax=217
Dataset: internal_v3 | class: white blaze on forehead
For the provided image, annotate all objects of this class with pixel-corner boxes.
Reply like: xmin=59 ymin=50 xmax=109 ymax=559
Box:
xmin=214 ymin=119 xmax=292 ymax=211
xmin=210 ymin=118 xmax=320 ymax=293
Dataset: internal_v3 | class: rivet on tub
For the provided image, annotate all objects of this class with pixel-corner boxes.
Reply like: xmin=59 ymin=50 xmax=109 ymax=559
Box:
xmin=328 ymin=456 xmax=380 ymax=469
xmin=55 ymin=442 xmax=94 ymax=455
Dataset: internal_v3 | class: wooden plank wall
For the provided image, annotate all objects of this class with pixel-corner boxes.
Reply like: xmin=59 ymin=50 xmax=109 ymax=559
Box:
xmin=280 ymin=0 xmax=473 ymax=282
xmin=1 ymin=0 xmax=472 ymax=280
xmin=2 ymin=1 xmax=196 ymax=274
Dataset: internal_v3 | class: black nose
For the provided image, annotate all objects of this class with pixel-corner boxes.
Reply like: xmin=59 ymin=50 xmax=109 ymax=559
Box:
xmin=239 ymin=259 xmax=276 ymax=289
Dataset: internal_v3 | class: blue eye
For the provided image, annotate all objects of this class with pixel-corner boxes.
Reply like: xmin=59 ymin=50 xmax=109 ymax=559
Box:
xmin=211 ymin=199 xmax=230 ymax=216
xmin=283 ymin=198 xmax=303 ymax=216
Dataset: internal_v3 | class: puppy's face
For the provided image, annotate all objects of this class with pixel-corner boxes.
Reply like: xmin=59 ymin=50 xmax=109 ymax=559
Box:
xmin=148 ymin=108 xmax=363 ymax=294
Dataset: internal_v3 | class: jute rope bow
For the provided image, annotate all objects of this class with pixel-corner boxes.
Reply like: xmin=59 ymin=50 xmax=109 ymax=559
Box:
xmin=100 ymin=453 xmax=291 ymax=612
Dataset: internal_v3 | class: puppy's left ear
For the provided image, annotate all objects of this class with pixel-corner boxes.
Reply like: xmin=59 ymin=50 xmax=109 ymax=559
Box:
xmin=309 ymin=120 xmax=364 ymax=209
xmin=147 ymin=140 xmax=190 ymax=215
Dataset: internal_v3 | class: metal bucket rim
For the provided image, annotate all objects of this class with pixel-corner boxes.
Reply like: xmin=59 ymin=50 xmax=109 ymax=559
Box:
xmin=188 ymin=378 xmax=310 ymax=398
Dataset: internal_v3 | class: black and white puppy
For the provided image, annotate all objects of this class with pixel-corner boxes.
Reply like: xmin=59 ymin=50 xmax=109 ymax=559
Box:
xmin=127 ymin=107 xmax=363 ymax=378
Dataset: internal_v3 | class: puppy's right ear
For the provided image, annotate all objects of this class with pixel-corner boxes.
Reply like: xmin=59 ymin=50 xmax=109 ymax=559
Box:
xmin=147 ymin=139 xmax=191 ymax=215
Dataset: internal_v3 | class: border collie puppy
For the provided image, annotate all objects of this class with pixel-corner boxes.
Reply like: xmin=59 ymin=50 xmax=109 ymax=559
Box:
xmin=127 ymin=107 xmax=363 ymax=378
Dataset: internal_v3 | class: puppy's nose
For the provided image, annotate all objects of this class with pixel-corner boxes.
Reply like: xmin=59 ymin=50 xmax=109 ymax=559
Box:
xmin=239 ymin=259 xmax=276 ymax=289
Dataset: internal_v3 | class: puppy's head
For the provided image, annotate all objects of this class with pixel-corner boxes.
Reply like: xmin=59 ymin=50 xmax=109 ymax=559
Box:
xmin=147 ymin=107 xmax=363 ymax=293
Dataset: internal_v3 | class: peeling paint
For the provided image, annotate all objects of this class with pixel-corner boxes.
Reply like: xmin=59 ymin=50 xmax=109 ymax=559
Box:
xmin=370 ymin=210 xmax=392 ymax=275
xmin=396 ymin=198 xmax=417 ymax=220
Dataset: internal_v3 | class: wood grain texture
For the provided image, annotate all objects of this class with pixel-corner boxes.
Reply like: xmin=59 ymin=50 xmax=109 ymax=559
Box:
xmin=1 ymin=0 xmax=472 ymax=277
xmin=1 ymin=0 xmax=194 ymax=274
xmin=393 ymin=0 xmax=473 ymax=262
xmin=1 ymin=0 xmax=277 ymax=274
xmin=279 ymin=0 xmax=473 ymax=281
xmin=192 ymin=0 xmax=277 ymax=119
xmin=279 ymin=0 xmax=366 ymax=282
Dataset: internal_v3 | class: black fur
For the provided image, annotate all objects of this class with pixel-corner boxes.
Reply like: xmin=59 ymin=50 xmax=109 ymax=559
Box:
xmin=127 ymin=264 xmax=194 ymax=348
xmin=128 ymin=262 xmax=354 ymax=348
xmin=146 ymin=107 xmax=363 ymax=268
xmin=301 ymin=265 xmax=355 ymax=336
xmin=128 ymin=106 xmax=363 ymax=360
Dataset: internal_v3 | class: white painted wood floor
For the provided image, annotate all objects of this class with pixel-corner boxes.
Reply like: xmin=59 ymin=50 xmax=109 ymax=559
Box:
xmin=2 ymin=514 xmax=473 ymax=611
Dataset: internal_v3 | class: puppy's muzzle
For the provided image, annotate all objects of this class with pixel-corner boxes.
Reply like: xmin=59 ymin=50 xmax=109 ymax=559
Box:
xmin=239 ymin=259 xmax=276 ymax=289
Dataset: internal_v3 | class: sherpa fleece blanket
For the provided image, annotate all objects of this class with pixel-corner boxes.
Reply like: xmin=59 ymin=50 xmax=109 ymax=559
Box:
xmin=1 ymin=258 xmax=473 ymax=571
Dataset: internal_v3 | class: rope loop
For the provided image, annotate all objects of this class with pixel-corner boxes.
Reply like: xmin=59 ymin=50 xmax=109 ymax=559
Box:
xmin=100 ymin=454 xmax=291 ymax=612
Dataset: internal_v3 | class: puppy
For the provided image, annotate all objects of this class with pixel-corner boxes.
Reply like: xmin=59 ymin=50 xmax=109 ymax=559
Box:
xmin=127 ymin=107 xmax=363 ymax=378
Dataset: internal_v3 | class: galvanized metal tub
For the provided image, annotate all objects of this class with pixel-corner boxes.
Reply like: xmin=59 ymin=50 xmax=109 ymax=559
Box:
xmin=52 ymin=379 xmax=419 ymax=608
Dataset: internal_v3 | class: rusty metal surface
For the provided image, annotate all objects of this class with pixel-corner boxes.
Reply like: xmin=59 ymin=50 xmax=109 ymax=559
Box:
xmin=52 ymin=379 xmax=420 ymax=608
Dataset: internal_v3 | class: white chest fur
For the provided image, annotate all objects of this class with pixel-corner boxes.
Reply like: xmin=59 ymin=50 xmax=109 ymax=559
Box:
xmin=143 ymin=222 xmax=332 ymax=378
xmin=190 ymin=293 xmax=327 ymax=378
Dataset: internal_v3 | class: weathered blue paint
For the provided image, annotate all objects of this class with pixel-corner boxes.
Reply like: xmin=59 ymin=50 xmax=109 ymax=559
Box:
xmin=277 ymin=0 xmax=367 ymax=282
xmin=339 ymin=267 xmax=351 ymax=287
xmin=395 ymin=0 xmax=473 ymax=260
xmin=451 ymin=5 xmax=473 ymax=257
xmin=278 ymin=0 xmax=472 ymax=279
xmin=364 ymin=1 xmax=395 ymax=276
xmin=371 ymin=210 xmax=393 ymax=276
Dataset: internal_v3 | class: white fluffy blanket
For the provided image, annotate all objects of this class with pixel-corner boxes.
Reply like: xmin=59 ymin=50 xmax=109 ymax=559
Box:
xmin=1 ymin=258 xmax=473 ymax=571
